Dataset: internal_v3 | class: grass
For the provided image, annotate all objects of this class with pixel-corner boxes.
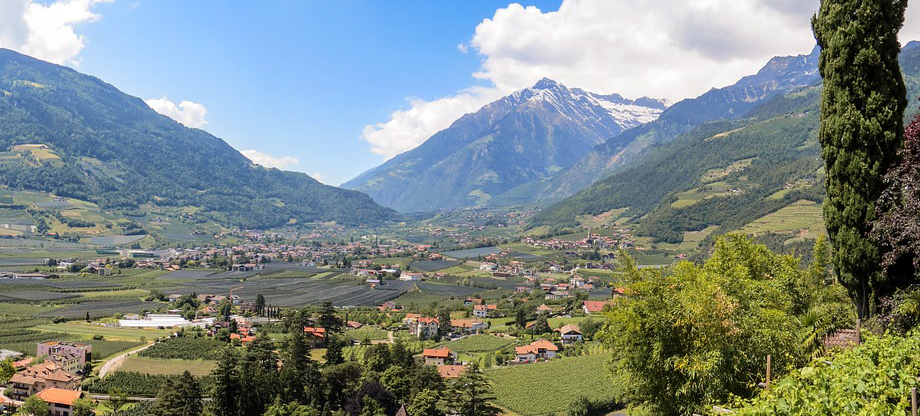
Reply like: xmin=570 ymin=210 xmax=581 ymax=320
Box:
xmin=117 ymin=356 xmax=216 ymax=376
xmin=487 ymin=353 xmax=617 ymax=416
xmin=32 ymin=322 xmax=172 ymax=341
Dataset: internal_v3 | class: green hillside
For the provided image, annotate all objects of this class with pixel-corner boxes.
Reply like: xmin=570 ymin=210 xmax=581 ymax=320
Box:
xmin=0 ymin=48 xmax=396 ymax=231
xmin=529 ymin=43 xmax=920 ymax=250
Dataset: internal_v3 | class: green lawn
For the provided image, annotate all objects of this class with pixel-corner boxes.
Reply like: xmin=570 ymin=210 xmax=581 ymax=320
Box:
xmin=487 ymin=353 xmax=616 ymax=416
xmin=32 ymin=323 xmax=172 ymax=341
xmin=117 ymin=356 xmax=216 ymax=376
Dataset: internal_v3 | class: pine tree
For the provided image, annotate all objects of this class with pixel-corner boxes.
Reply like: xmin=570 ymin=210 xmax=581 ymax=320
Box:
xmin=812 ymin=0 xmax=908 ymax=318
xmin=211 ymin=347 xmax=241 ymax=416
xmin=447 ymin=366 xmax=500 ymax=416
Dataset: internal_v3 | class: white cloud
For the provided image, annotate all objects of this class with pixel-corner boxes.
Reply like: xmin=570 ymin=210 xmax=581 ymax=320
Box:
xmin=362 ymin=0 xmax=920 ymax=160
xmin=310 ymin=172 xmax=328 ymax=184
xmin=145 ymin=97 xmax=209 ymax=128
xmin=241 ymin=149 xmax=300 ymax=170
xmin=361 ymin=86 xmax=503 ymax=159
xmin=0 ymin=0 xmax=113 ymax=66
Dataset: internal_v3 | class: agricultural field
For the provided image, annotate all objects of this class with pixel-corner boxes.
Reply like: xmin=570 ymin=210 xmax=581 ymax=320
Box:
xmin=408 ymin=259 xmax=462 ymax=272
xmin=139 ymin=337 xmax=228 ymax=360
xmin=117 ymin=356 xmax=217 ymax=376
xmin=343 ymin=326 xmax=389 ymax=341
xmin=487 ymin=353 xmax=617 ymax=416
xmin=32 ymin=322 xmax=171 ymax=341
xmin=739 ymin=199 xmax=826 ymax=243
xmin=86 ymin=371 xmax=215 ymax=397
xmin=440 ymin=334 xmax=513 ymax=353
xmin=441 ymin=247 xmax=502 ymax=259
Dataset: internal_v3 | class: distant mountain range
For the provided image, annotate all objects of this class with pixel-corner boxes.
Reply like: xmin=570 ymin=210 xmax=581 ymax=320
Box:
xmin=346 ymin=48 xmax=824 ymax=214
xmin=342 ymin=78 xmax=669 ymax=213
xmin=528 ymin=44 xmax=920 ymax=249
xmin=0 ymin=48 xmax=395 ymax=230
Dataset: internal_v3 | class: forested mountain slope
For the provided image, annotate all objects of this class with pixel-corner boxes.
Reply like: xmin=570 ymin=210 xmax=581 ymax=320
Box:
xmin=0 ymin=48 xmax=395 ymax=229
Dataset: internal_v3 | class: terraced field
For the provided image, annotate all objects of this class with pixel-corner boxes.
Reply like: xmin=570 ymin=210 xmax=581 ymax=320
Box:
xmin=487 ymin=353 xmax=616 ymax=416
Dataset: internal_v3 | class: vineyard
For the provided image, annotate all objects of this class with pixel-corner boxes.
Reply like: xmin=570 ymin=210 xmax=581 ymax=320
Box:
xmin=441 ymin=334 xmax=514 ymax=353
xmin=343 ymin=326 xmax=389 ymax=341
xmin=85 ymin=371 xmax=215 ymax=397
xmin=138 ymin=337 xmax=225 ymax=360
xmin=487 ymin=353 xmax=616 ymax=416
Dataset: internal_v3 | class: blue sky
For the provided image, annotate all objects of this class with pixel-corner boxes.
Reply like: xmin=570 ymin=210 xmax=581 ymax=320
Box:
xmin=5 ymin=0 xmax=881 ymax=185
xmin=71 ymin=0 xmax=562 ymax=185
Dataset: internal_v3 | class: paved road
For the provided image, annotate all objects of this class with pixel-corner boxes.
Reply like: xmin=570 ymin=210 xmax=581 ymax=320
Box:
xmin=99 ymin=342 xmax=154 ymax=377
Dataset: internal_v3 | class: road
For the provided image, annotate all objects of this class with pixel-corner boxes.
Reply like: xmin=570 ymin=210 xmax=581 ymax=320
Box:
xmin=98 ymin=342 xmax=154 ymax=377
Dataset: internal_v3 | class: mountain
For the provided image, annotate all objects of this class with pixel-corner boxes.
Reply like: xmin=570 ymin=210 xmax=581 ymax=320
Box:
xmin=342 ymin=78 xmax=668 ymax=213
xmin=528 ymin=44 xmax=920 ymax=250
xmin=501 ymin=46 xmax=822 ymax=204
xmin=0 ymin=48 xmax=396 ymax=231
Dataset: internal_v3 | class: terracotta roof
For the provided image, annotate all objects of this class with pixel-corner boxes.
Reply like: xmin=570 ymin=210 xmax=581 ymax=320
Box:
xmin=555 ymin=324 xmax=581 ymax=335
xmin=417 ymin=317 xmax=439 ymax=324
xmin=303 ymin=327 xmax=326 ymax=338
xmin=36 ymin=387 xmax=82 ymax=405
xmin=536 ymin=304 xmax=552 ymax=311
xmin=395 ymin=404 xmax=409 ymax=416
xmin=582 ymin=300 xmax=612 ymax=313
xmin=437 ymin=365 xmax=467 ymax=378
xmin=451 ymin=319 xmax=484 ymax=328
xmin=530 ymin=339 xmax=559 ymax=351
xmin=515 ymin=345 xmax=539 ymax=355
xmin=422 ymin=348 xmax=452 ymax=359
xmin=10 ymin=362 xmax=75 ymax=385
xmin=474 ymin=304 xmax=497 ymax=311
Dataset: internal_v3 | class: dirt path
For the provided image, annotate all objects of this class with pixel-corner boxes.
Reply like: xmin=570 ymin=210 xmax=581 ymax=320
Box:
xmin=99 ymin=342 xmax=154 ymax=377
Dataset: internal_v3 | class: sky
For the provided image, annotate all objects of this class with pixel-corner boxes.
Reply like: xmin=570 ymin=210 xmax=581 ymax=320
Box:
xmin=3 ymin=0 xmax=920 ymax=186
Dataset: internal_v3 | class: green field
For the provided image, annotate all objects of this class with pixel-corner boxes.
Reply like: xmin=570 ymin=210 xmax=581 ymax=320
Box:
xmin=487 ymin=353 xmax=617 ymax=416
xmin=32 ymin=323 xmax=172 ymax=341
xmin=343 ymin=326 xmax=389 ymax=341
xmin=117 ymin=356 xmax=217 ymax=376
xmin=739 ymin=199 xmax=826 ymax=242
xmin=440 ymin=334 xmax=513 ymax=353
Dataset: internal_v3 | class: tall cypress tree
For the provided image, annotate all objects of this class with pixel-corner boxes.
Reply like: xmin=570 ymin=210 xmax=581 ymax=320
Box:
xmin=812 ymin=0 xmax=908 ymax=318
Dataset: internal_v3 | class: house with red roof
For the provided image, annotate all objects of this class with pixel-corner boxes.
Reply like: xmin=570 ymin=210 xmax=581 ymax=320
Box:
xmin=36 ymin=387 xmax=83 ymax=416
xmin=9 ymin=362 xmax=76 ymax=400
xmin=422 ymin=348 xmax=455 ymax=366
xmin=472 ymin=304 xmax=497 ymax=318
xmin=514 ymin=339 xmax=559 ymax=363
xmin=303 ymin=327 xmax=327 ymax=347
xmin=582 ymin=300 xmax=612 ymax=314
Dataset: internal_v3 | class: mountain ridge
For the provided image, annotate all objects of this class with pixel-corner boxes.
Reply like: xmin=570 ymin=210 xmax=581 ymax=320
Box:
xmin=343 ymin=78 xmax=668 ymax=212
xmin=0 ymin=48 xmax=396 ymax=230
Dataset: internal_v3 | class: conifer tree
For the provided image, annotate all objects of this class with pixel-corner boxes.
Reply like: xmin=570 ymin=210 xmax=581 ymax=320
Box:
xmin=211 ymin=347 xmax=241 ymax=416
xmin=812 ymin=0 xmax=908 ymax=317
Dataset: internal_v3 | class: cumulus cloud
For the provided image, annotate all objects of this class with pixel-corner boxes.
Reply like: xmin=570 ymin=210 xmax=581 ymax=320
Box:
xmin=0 ymin=0 xmax=113 ymax=66
xmin=361 ymin=86 xmax=503 ymax=159
xmin=241 ymin=149 xmax=300 ymax=170
xmin=362 ymin=0 xmax=920 ymax=160
xmin=145 ymin=97 xmax=209 ymax=128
